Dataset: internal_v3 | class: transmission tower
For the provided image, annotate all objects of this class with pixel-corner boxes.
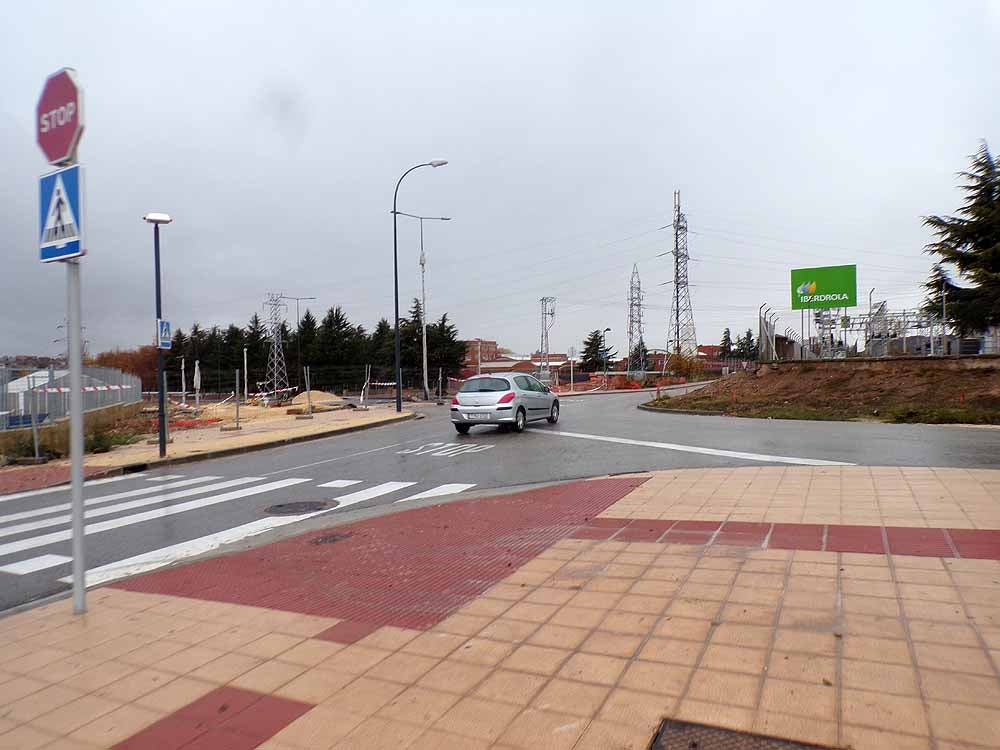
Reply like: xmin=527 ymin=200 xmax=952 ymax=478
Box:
xmin=263 ymin=292 xmax=289 ymax=400
xmin=539 ymin=297 xmax=556 ymax=380
xmin=627 ymin=264 xmax=644 ymax=380
xmin=666 ymin=190 xmax=697 ymax=357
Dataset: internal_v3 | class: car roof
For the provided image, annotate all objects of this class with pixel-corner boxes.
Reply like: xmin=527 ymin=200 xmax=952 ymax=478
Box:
xmin=467 ymin=373 xmax=528 ymax=379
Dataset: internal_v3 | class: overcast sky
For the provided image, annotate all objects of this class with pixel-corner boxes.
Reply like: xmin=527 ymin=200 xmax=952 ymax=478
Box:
xmin=3 ymin=1 xmax=999 ymax=359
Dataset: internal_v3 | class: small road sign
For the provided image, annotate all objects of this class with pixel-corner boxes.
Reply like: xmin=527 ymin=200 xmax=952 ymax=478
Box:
xmin=37 ymin=68 xmax=85 ymax=165
xmin=39 ymin=165 xmax=84 ymax=263
xmin=157 ymin=319 xmax=172 ymax=349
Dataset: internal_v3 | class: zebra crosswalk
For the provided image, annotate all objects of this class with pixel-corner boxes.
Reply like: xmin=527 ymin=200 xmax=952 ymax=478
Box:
xmin=0 ymin=472 xmax=478 ymax=604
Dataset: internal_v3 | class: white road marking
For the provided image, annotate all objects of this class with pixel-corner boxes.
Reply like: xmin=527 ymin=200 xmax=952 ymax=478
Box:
xmin=394 ymin=484 xmax=477 ymax=503
xmin=398 ymin=442 xmax=495 ymax=457
xmin=0 ymin=474 xmax=147 ymax=503
xmin=0 ymin=477 xmax=258 ymax=540
xmin=0 ymin=476 xmax=221 ymax=525
xmin=331 ymin=481 xmax=416 ymax=510
xmin=0 ymin=554 xmax=72 ymax=575
xmin=528 ymin=429 xmax=854 ymax=466
xmin=0 ymin=478 xmax=310 ymax=558
xmin=317 ymin=480 xmax=363 ymax=488
xmin=146 ymin=474 xmax=185 ymax=481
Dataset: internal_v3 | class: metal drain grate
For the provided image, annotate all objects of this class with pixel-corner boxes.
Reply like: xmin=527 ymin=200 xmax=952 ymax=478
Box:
xmin=651 ymin=720 xmax=833 ymax=750
xmin=264 ymin=501 xmax=330 ymax=515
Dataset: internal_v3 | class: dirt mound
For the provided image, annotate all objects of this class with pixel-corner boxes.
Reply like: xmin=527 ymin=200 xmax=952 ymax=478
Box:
xmin=651 ymin=357 xmax=1000 ymax=423
xmin=292 ymin=390 xmax=343 ymax=406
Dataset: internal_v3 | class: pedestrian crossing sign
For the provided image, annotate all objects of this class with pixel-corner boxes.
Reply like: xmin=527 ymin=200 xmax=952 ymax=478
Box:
xmin=157 ymin=319 xmax=172 ymax=350
xmin=39 ymin=164 xmax=84 ymax=262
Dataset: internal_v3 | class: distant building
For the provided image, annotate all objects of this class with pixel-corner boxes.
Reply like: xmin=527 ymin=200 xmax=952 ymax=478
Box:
xmin=464 ymin=339 xmax=498 ymax=367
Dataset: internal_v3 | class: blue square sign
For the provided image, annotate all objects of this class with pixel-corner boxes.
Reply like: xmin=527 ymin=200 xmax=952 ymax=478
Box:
xmin=39 ymin=165 xmax=85 ymax=262
xmin=157 ymin=319 xmax=172 ymax=350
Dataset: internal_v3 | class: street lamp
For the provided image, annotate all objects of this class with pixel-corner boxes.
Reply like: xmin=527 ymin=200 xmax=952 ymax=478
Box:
xmin=144 ymin=213 xmax=172 ymax=458
xmin=392 ymin=161 xmax=448 ymax=412
xmin=602 ymin=327 xmax=612 ymax=386
xmin=280 ymin=294 xmax=316 ymax=390
xmin=393 ymin=211 xmax=452 ymax=400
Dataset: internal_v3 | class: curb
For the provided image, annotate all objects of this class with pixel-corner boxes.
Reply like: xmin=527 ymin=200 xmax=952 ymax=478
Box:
xmin=637 ymin=403 xmax=727 ymax=417
xmin=2 ymin=413 xmax=418 ymax=495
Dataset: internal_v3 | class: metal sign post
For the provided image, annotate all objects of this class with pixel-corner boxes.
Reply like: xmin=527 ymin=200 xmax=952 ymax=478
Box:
xmin=37 ymin=68 xmax=87 ymax=614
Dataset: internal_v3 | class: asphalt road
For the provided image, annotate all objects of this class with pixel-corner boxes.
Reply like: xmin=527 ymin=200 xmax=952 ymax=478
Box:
xmin=2 ymin=391 xmax=998 ymax=612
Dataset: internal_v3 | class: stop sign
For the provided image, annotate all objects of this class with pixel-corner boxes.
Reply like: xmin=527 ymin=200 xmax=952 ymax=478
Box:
xmin=37 ymin=68 xmax=84 ymax=165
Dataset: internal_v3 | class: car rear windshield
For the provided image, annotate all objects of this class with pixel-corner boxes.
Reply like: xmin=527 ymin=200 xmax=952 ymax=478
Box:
xmin=459 ymin=377 xmax=510 ymax=393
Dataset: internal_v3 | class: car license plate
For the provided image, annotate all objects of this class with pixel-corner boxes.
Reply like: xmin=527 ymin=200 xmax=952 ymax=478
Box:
xmin=467 ymin=412 xmax=490 ymax=420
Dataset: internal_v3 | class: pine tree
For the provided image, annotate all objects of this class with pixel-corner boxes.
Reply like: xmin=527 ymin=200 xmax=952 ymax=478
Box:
xmin=923 ymin=142 xmax=1000 ymax=335
xmin=368 ymin=318 xmax=394 ymax=367
xmin=720 ymin=328 xmax=733 ymax=358
xmin=245 ymin=314 xmax=267 ymax=375
xmin=581 ymin=330 xmax=616 ymax=372
xmin=427 ymin=313 xmax=465 ymax=377
xmin=297 ymin=310 xmax=319 ymax=364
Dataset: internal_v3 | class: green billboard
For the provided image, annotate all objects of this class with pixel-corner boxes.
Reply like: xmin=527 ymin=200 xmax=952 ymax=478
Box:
xmin=790 ymin=264 xmax=857 ymax=310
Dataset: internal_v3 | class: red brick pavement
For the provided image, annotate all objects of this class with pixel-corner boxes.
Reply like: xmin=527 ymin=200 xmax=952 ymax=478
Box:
xmin=111 ymin=477 xmax=647 ymax=629
xmin=0 ymin=462 xmax=105 ymax=495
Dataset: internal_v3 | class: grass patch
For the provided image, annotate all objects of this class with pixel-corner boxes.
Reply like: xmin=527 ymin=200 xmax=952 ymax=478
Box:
xmin=85 ymin=430 xmax=139 ymax=454
xmin=885 ymin=406 xmax=1000 ymax=425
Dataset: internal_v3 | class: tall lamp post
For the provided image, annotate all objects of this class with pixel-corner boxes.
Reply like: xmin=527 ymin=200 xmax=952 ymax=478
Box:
xmin=144 ymin=213 xmax=173 ymax=458
xmin=280 ymin=294 xmax=316 ymax=389
xmin=602 ymin=327 xmax=612 ymax=386
xmin=394 ymin=211 xmax=452 ymax=400
xmin=392 ymin=160 xmax=448 ymax=412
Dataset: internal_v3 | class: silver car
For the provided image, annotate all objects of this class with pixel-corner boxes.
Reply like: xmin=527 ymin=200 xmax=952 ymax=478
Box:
xmin=450 ymin=373 xmax=559 ymax=434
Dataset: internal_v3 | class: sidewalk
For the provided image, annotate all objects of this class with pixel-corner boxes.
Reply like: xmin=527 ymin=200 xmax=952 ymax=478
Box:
xmin=0 ymin=405 xmax=412 ymax=496
xmin=0 ymin=466 xmax=998 ymax=749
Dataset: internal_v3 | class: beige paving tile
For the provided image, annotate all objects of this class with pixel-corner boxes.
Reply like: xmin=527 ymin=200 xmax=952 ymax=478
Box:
xmin=501 ymin=644 xmax=571 ymax=676
xmin=761 ymin=677 xmax=836 ymax=720
xmin=134 ymin=675 xmax=215 ymax=712
xmin=525 ymin=624 xmax=589 ymax=650
xmin=435 ymin=613 xmax=493 ymax=636
xmin=235 ymin=632 xmax=304 ymax=660
xmin=842 ymin=688 xmax=930 ymax=736
xmin=319 ymin=644 xmax=392 ymax=675
xmin=230 ymin=658 xmax=307 ymax=693
xmin=534 ymin=678 xmax=610 ymax=717
xmin=433 ymin=695 xmax=522 ymax=741
xmin=928 ymin=700 xmax=1000 ymax=746
xmin=598 ymin=687 xmax=672 ymax=728
xmin=921 ymin=669 xmax=1000 ymax=707
xmin=335 ymin=716 xmax=425 ymax=750
xmin=753 ymin=709 xmax=839 ymax=746
xmin=274 ymin=666 xmax=356 ymax=703
xmin=417 ymin=660 xmax=491 ymax=694
xmin=840 ymin=725 xmax=931 ymax=750
xmin=688 ymin=669 xmax=760 ymax=708
xmin=358 ymin=626 xmax=422 ymax=652
xmin=574 ymin=719 xmax=659 ymax=750
xmin=0 ymin=724 xmax=56 ymax=750
xmin=701 ymin=644 xmax=767 ymax=675
xmin=913 ymin=642 xmax=995 ymax=675
xmin=676 ymin=698 xmax=755 ymax=733
xmin=600 ymin=611 xmax=659 ymax=635
xmin=638 ymin=638 xmax=702 ymax=666
xmin=402 ymin=631 xmax=467 ymax=658
xmin=323 ymin=677 xmax=405 ymax=717
xmin=497 ymin=707 xmax=588 ymax=750
xmin=768 ymin=651 xmax=836 ymax=686
xmin=153 ymin=644 xmax=228 ymax=675
xmin=474 ymin=669 xmax=548 ymax=706
xmin=0 ymin=675 xmax=49 ymax=706
xmin=69 ymin=704 xmax=164 ymax=747
xmin=378 ymin=685 xmax=461 ymax=726
xmin=620 ymin=661 xmax=691 ymax=697
xmin=504 ymin=602 xmax=559 ymax=624
xmin=548 ymin=606 xmax=606 ymax=629
xmin=475 ymin=618 xmax=539 ymax=644
xmin=364 ymin=651 xmax=440 ymax=684
xmin=409 ymin=728 xmax=491 ymax=750
xmin=558 ymin=652 xmax=628 ymax=685
xmin=94 ymin=668 xmax=175 ymax=701
xmin=190 ymin=651 xmax=263 ymax=683
xmin=29 ymin=692 xmax=121 ymax=736
xmin=580 ymin=631 xmax=643 ymax=658
xmin=271 ymin=704 xmax=364 ymax=748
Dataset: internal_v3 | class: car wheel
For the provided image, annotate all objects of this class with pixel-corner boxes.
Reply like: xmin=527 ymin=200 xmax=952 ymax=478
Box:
xmin=513 ymin=408 xmax=526 ymax=433
xmin=454 ymin=423 xmax=470 ymax=435
xmin=547 ymin=402 xmax=559 ymax=424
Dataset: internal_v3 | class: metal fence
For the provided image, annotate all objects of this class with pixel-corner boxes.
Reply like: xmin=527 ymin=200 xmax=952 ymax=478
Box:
xmin=0 ymin=365 xmax=142 ymax=431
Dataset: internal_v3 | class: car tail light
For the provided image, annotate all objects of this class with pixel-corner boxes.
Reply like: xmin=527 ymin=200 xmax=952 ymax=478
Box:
xmin=451 ymin=396 xmax=459 ymax=405
xmin=498 ymin=392 xmax=515 ymax=404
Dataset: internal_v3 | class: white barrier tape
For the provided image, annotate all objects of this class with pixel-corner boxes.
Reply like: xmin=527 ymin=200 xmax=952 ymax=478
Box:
xmin=38 ymin=384 xmax=135 ymax=393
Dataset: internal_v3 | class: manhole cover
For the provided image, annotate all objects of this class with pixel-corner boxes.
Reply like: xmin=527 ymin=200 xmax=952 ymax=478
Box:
xmin=652 ymin=720 xmax=833 ymax=750
xmin=310 ymin=532 xmax=352 ymax=545
xmin=264 ymin=501 xmax=330 ymax=515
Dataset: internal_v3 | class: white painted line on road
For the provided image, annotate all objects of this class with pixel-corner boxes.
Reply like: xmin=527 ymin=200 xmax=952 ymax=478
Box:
xmin=394 ymin=484 xmax=477 ymax=504
xmin=0 ymin=554 xmax=71 ymax=575
xmin=0 ymin=478 xmax=310 ymax=558
xmin=0 ymin=474 xmax=147 ymax=503
xmin=528 ymin=429 xmax=854 ymax=466
xmin=317 ymin=480 xmax=363 ymax=488
xmin=332 ymin=481 xmax=416 ymax=510
xmin=263 ymin=443 xmax=405 ymax=476
xmin=146 ymin=474 xmax=185 ymax=481
xmin=0 ymin=477 xmax=258 ymax=540
xmin=0 ymin=476 xmax=221 ymax=525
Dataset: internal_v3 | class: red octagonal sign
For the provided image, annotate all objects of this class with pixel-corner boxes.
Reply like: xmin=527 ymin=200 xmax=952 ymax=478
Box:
xmin=37 ymin=68 xmax=85 ymax=165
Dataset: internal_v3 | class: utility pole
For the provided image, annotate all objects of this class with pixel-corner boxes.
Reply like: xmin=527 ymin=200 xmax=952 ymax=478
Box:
xmin=263 ymin=293 xmax=289 ymax=402
xmin=280 ymin=294 xmax=315 ymax=390
xmin=539 ymin=297 xmax=556 ymax=381
xmin=627 ymin=264 xmax=644 ymax=380
xmin=666 ymin=191 xmax=697 ymax=357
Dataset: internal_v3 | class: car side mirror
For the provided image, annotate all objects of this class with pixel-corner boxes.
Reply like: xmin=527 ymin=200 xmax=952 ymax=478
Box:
xmin=544 ymin=386 xmax=551 ymax=393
